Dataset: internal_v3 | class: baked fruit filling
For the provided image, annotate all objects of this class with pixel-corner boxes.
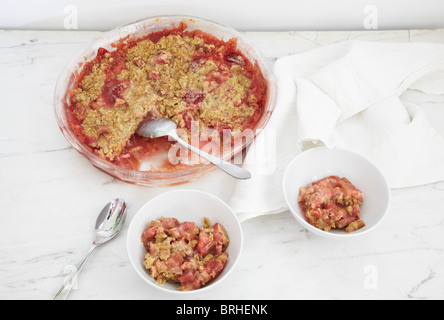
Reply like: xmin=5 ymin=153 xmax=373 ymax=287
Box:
xmin=141 ymin=217 xmax=230 ymax=291
xmin=68 ymin=23 xmax=267 ymax=170
xmin=298 ymin=176 xmax=365 ymax=232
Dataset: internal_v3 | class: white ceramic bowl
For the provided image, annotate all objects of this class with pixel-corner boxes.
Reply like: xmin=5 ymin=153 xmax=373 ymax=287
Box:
xmin=127 ymin=190 xmax=243 ymax=294
xmin=283 ymin=147 xmax=390 ymax=239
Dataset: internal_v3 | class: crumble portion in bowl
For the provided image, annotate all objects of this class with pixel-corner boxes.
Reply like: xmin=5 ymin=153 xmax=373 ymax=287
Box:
xmin=141 ymin=217 xmax=229 ymax=291
xmin=298 ymin=176 xmax=365 ymax=232
xmin=68 ymin=22 xmax=268 ymax=170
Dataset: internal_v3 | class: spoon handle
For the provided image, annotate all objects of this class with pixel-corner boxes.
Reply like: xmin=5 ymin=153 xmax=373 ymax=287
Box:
xmin=170 ymin=133 xmax=251 ymax=180
xmin=53 ymin=244 xmax=97 ymax=300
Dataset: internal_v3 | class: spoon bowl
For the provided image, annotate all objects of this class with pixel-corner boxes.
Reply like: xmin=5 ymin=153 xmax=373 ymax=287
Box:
xmin=94 ymin=198 xmax=127 ymax=245
xmin=137 ymin=118 xmax=178 ymax=139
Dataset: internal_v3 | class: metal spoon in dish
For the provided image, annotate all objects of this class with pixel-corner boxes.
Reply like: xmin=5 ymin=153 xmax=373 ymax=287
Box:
xmin=53 ymin=198 xmax=127 ymax=300
xmin=136 ymin=118 xmax=251 ymax=180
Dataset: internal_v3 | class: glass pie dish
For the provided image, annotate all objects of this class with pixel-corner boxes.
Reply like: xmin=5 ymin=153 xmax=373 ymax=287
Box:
xmin=54 ymin=15 xmax=276 ymax=186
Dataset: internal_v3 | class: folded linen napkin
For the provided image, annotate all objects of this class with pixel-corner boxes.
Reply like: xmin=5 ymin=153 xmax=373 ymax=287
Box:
xmin=228 ymin=40 xmax=444 ymax=222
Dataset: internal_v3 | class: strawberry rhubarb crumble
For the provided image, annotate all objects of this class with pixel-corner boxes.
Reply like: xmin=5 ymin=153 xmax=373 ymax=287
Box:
xmin=141 ymin=217 xmax=229 ymax=291
xmin=298 ymin=176 xmax=365 ymax=233
xmin=68 ymin=23 xmax=267 ymax=171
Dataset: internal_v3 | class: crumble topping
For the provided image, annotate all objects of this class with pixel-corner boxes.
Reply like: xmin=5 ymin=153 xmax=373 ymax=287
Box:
xmin=298 ymin=176 xmax=365 ymax=232
xmin=68 ymin=25 xmax=267 ymax=165
xmin=141 ymin=217 xmax=229 ymax=291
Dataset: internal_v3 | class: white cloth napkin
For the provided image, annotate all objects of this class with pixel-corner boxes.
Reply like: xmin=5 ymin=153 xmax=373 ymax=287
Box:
xmin=229 ymin=40 xmax=444 ymax=222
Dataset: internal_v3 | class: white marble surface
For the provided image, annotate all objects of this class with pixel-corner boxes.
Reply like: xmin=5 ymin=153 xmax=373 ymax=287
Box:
xmin=1 ymin=28 xmax=444 ymax=300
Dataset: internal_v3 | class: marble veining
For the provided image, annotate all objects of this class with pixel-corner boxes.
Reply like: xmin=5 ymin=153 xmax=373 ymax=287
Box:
xmin=0 ymin=29 xmax=443 ymax=300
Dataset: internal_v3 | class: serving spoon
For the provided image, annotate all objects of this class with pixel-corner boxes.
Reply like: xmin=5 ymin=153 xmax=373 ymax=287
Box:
xmin=53 ymin=198 xmax=127 ymax=300
xmin=136 ymin=118 xmax=251 ymax=180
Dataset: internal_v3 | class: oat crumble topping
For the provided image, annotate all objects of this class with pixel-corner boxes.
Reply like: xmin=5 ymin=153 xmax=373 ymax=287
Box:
xmin=68 ymin=24 xmax=267 ymax=168
xmin=298 ymin=176 xmax=365 ymax=232
xmin=141 ymin=217 xmax=229 ymax=291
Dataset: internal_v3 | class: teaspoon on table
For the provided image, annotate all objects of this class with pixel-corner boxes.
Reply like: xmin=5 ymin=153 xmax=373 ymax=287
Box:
xmin=136 ymin=118 xmax=251 ymax=180
xmin=53 ymin=198 xmax=127 ymax=300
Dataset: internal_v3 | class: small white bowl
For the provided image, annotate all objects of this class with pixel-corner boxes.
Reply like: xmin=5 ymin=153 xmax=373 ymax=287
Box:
xmin=283 ymin=147 xmax=390 ymax=239
xmin=127 ymin=190 xmax=243 ymax=294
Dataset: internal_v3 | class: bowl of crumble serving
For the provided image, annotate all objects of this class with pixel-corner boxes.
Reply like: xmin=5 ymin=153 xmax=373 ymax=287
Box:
xmin=54 ymin=15 xmax=276 ymax=186
xmin=127 ymin=190 xmax=243 ymax=293
xmin=283 ymin=147 xmax=390 ymax=238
